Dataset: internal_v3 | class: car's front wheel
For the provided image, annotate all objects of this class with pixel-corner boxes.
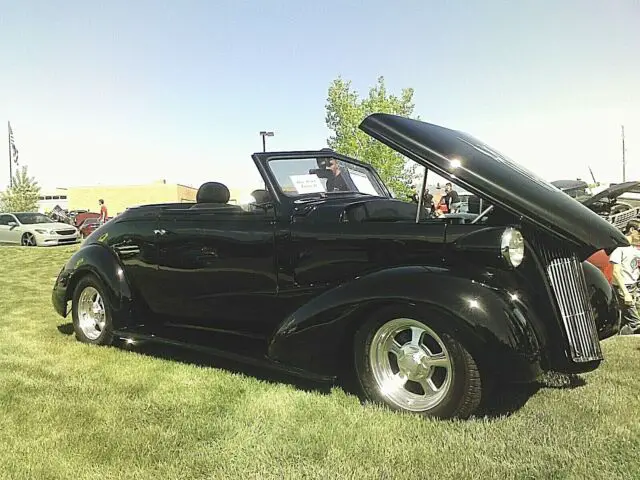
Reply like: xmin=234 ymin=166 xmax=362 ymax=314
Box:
xmin=21 ymin=232 xmax=37 ymax=247
xmin=71 ymin=275 xmax=114 ymax=346
xmin=354 ymin=306 xmax=482 ymax=419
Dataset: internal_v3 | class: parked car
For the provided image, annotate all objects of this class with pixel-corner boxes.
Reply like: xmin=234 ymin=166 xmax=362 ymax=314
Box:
xmin=551 ymin=179 xmax=591 ymax=201
xmin=578 ymin=181 xmax=640 ymax=216
xmin=48 ymin=205 xmax=74 ymax=225
xmin=553 ymin=179 xmax=640 ymax=226
xmin=73 ymin=211 xmax=100 ymax=228
xmin=52 ymin=113 xmax=625 ymax=419
xmin=0 ymin=212 xmax=80 ymax=246
xmin=78 ymin=217 xmax=109 ymax=238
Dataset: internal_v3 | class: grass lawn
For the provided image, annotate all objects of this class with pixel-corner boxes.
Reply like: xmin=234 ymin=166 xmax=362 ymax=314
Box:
xmin=0 ymin=245 xmax=639 ymax=479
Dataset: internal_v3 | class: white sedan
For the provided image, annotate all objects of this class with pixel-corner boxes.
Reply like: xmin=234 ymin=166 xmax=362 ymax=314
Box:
xmin=0 ymin=212 xmax=81 ymax=247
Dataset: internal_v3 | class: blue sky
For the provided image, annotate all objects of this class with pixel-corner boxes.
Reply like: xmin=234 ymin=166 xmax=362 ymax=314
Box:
xmin=1 ymin=0 xmax=639 ymax=192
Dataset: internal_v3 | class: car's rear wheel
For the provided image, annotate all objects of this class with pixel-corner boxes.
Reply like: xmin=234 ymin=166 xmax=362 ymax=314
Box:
xmin=354 ymin=306 xmax=482 ymax=419
xmin=21 ymin=232 xmax=37 ymax=247
xmin=71 ymin=275 xmax=114 ymax=346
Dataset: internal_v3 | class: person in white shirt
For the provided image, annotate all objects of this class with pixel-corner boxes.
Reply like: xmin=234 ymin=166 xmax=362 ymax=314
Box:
xmin=609 ymin=219 xmax=640 ymax=335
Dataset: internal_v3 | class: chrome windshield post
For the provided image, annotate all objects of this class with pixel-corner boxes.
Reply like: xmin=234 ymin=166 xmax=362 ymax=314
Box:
xmin=415 ymin=166 xmax=428 ymax=224
xmin=471 ymin=205 xmax=494 ymax=224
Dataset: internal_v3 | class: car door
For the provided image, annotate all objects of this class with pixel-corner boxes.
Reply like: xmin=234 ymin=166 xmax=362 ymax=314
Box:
xmin=107 ymin=210 xmax=162 ymax=320
xmin=278 ymin=218 xmax=447 ymax=314
xmin=0 ymin=214 xmax=21 ymax=244
xmin=0 ymin=214 xmax=12 ymax=243
xmin=154 ymin=205 xmax=279 ymax=336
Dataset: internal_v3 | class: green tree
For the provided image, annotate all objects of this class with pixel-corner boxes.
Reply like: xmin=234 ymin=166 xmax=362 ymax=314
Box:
xmin=325 ymin=76 xmax=420 ymax=198
xmin=0 ymin=166 xmax=41 ymax=212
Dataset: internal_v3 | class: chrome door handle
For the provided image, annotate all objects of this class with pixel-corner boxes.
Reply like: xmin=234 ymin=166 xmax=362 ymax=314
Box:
xmin=154 ymin=229 xmax=167 ymax=235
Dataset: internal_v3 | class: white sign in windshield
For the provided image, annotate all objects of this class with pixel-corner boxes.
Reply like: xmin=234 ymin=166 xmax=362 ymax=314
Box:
xmin=349 ymin=170 xmax=378 ymax=195
xmin=290 ymin=174 xmax=326 ymax=194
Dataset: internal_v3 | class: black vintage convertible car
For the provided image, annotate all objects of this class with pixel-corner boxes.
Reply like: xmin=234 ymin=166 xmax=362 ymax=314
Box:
xmin=52 ymin=114 xmax=626 ymax=419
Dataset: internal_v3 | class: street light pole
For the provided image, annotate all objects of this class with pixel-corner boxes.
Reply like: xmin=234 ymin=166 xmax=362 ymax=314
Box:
xmin=259 ymin=131 xmax=274 ymax=152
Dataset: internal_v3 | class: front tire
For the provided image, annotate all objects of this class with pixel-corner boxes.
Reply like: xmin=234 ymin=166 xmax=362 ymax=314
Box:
xmin=71 ymin=275 xmax=114 ymax=345
xmin=21 ymin=232 xmax=37 ymax=247
xmin=353 ymin=306 xmax=482 ymax=419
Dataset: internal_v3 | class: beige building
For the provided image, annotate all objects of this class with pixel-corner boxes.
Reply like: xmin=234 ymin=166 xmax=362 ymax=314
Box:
xmin=67 ymin=180 xmax=198 ymax=215
xmin=65 ymin=180 xmax=254 ymax=215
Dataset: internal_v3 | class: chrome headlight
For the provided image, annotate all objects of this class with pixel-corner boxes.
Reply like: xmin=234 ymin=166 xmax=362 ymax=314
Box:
xmin=34 ymin=228 xmax=52 ymax=234
xmin=501 ymin=227 xmax=525 ymax=268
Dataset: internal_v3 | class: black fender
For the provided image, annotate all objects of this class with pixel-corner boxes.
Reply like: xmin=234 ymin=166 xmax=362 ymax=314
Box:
xmin=51 ymin=243 xmax=134 ymax=329
xmin=267 ymin=265 xmax=545 ymax=382
xmin=582 ymin=260 xmax=621 ymax=340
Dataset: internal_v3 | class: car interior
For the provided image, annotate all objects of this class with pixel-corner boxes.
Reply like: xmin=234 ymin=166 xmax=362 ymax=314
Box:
xmin=190 ymin=182 xmax=244 ymax=211
xmin=250 ymin=189 xmax=272 ymax=204
xmin=340 ymin=199 xmax=490 ymax=225
xmin=187 ymin=178 xmax=489 ymax=224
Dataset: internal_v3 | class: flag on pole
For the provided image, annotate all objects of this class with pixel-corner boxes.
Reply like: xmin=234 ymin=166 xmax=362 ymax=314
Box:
xmin=8 ymin=122 xmax=19 ymax=166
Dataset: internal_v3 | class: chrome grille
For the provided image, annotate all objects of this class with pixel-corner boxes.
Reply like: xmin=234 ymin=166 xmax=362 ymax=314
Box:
xmin=56 ymin=229 xmax=76 ymax=235
xmin=537 ymin=243 xmax=603 ymax=362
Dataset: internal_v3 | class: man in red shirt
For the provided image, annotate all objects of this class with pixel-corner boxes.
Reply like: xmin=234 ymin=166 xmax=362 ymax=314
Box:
xmin=98 ymin=199 xmax=108 ymax=225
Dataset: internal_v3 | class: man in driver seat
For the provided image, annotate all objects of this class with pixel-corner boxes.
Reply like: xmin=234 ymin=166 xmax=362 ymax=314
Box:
xmin=312 ymin=158 xmax=351 ymax=192
xmin=325 ymin=159 xmax=350 ymax=191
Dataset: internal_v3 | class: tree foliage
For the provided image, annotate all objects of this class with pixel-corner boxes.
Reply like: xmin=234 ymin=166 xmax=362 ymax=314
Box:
xmin=325 ymin=76 xmax=420 ymax=198
xmin=0 ymin=166 xmax=41 ymax=212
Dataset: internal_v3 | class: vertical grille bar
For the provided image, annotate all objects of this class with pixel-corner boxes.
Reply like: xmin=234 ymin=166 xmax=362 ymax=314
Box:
xmin=534 ymin=237 xmax=603 ymax=363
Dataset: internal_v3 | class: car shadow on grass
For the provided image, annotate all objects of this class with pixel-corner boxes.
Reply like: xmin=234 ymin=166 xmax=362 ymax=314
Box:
xmin=57 ymin=323 xmax=74 ymax=335
xmin=56 ymin=322 xmax=587 ymax=420
xmin=57 ymin=321 xmax=333 ymax=394
xmin=477 ymin=372 xmax=586 ymax=419
xmin=121 ymin=337 xmax=336 ymax=396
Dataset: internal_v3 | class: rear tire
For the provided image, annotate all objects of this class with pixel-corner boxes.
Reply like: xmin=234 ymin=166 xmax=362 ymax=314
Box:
xmin=71 ymin=274 xmax=114 ymax=346
xmin=353 ymin=305 xmax=482 ymax=419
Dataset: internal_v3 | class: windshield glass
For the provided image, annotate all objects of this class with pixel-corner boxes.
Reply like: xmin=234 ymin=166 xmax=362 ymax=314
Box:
xmin=14 ymin=213 xmax=54 ymax=224
xmin=268 ymin=156 xmax=388 ymax=197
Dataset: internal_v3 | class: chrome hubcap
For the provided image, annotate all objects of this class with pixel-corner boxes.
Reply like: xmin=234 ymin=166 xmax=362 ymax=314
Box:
xmin=77 ymin=287 xmax=106 ymax=341
xmin=369 ymin=318 xmax=452 ymax=412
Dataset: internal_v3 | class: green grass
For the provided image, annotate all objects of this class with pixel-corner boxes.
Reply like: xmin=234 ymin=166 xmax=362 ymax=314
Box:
xmin=0 ymin=246 xmax=639 ymax=479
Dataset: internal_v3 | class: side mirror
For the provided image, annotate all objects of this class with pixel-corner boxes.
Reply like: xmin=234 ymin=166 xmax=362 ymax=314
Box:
xmin=8 ymin=221 xmax=18 ymax=228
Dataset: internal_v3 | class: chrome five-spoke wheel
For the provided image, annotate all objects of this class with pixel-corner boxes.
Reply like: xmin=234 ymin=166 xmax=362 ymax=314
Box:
xmin=354 ymin=306 xmax=483 ymax=419
xmin=77 ymin=286 xmax=106 ymax=341
xmin=72 ymin=275 xmax=114 ymax=345
xmin=21 ymin=233 xmax=37 ymax=246
xmin=370 ymin=318 xmax=452 ymax=412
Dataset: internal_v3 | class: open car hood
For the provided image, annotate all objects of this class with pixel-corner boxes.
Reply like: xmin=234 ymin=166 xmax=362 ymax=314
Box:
xmin=359 ymin=113 xmax=628 ymax=253
xmin=581 ymin=181 xmax=640 ymax=207
xmin=551 ymin=179 xmax=589 ymax=191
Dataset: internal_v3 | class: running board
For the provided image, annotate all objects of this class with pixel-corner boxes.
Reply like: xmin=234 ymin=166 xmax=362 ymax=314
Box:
xmin=113 ymin=330 xmax=336 ymax=384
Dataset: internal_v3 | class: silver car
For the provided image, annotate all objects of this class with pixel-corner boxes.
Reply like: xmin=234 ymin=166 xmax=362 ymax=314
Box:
xmin=0 ymin=212 xmax=80 ymax=247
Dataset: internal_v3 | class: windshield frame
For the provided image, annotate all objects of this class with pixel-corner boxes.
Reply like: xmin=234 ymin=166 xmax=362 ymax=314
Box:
xmin=14 ymin=213 xmax=55 ymax=225
xmin=263 ymin=151 xmax=391 ymax=200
